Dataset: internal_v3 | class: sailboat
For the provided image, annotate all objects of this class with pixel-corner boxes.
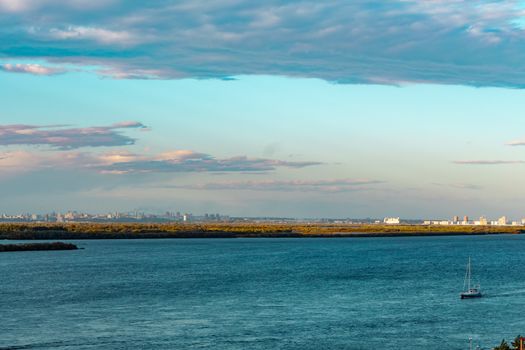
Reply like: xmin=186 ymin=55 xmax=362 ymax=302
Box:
xmin=460 ymin=257 xmax=482 ymax=299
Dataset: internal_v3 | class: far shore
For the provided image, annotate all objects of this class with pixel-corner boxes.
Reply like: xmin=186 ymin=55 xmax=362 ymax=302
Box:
xmin=0 ymin=222 xmax=523 ymax=240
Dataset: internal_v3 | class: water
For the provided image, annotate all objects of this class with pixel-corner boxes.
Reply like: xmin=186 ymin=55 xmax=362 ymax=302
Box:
xmin=2 ymin=235 xmax=525 ymax=349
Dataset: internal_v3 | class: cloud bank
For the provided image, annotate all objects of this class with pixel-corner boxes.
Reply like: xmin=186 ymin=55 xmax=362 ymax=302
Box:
xmin=99 ymin=150 xmax=322 ymax=174
xmin=0 ymin=122 xmax=147 ymax=149
xmin=453 ymin=160 xmax=525 ymax=165
xmin=172 ymin=179 xmax=384 ymax=192
xmin=432 ymin=182 xmax=483 ymax=190
xmin=0 ymin=149 xmax=321 ymax=176
xmin=0 ymin=121 xmax=322 ymax=174
xmin=1 ymin=0 xmax=525 ymax=86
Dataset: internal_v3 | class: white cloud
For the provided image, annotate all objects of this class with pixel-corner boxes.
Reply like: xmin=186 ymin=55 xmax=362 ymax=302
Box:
xmin=506 ymin=139 xmax=525 ymax=146
xmin=0 ymin=0 xmax=116 ymax=13
xmin=0 ymin=63 xmax=65 ymax=75
xmin=49 ymin=26 xmax=137 ymax=45
xmin=96 ymin=151 xmax=143 ymax=165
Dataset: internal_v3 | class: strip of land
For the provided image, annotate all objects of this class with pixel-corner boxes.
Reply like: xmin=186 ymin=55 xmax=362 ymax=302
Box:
xmin=0 ymin=242 xmax=79 ymax=252
xmin=0 ymin=223 xmax=523 ymax=240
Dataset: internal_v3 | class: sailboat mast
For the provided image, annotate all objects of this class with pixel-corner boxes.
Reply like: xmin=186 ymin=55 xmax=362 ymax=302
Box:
xmin=460 ymin=257 xmax=481 ymax=299
xmin=467 ymin=257 xmax=471 ymax=290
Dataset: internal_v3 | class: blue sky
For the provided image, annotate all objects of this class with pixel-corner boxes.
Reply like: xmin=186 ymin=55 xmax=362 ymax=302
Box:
xmin=1 ymin=0 xmax=525 ymax=219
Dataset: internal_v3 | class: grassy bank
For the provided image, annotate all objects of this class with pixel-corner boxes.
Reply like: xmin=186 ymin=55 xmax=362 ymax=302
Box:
xmin=0 ymin=223 xmax=523 ymax=240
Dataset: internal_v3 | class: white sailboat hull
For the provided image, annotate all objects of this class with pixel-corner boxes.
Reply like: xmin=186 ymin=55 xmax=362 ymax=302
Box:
xmin=460 ymin=289 xmax=482 ymax=299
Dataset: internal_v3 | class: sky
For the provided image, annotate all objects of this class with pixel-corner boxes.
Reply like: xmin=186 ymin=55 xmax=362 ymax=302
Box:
xmin=1 ymin=0 xmax=525 ymax=219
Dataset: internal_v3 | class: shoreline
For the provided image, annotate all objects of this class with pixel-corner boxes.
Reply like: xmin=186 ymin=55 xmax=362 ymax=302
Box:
xmin=1 ymin=222 xmax=523 ymax=240
xmin=1 ymin=230 xmax=523 ymax=241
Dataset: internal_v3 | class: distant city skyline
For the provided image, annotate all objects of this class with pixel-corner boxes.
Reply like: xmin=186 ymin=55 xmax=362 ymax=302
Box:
xmin=1 ymin=1 xmax=525 ymax=218
xmin=3 ymin=209 xmax=525 ymax=226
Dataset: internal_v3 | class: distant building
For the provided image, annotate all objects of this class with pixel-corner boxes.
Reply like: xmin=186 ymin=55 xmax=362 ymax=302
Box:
xmin=479 ymin=216 xmax=488 ymax=226
xmin=384 ymin=217 xmax=400 ymax=225
xmin=497 ymin=216 xmax=508 ymax=226
xmin=463 ymin=216 xmax=469 ymax=224
xmin=453 ymin=216 xmax=459 ymax=223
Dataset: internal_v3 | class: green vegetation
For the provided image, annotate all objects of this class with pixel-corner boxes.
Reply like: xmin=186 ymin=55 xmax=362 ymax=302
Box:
xmin=0 ymin=222 xmax=523 ymax=240
xmin=492 ymin=335 xmax=523 ymax=350
xmin=494 ymin=339 xmax=511 ymax=350
xmin=0 ymin=242 xmax=78 ymax=252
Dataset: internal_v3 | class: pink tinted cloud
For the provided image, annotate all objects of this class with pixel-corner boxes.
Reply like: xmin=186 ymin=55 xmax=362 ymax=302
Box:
xmin=0 ymin=148 xmax=322 ymax=176
xmin=99 ymin=150 xmax=322 ymax=174
xmin=0 ymin=63 xmax=65 ymax=75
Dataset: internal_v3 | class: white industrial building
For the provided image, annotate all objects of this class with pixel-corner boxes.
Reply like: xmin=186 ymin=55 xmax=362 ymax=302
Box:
xmin=384 ymin=217 xmax=400 ymax=225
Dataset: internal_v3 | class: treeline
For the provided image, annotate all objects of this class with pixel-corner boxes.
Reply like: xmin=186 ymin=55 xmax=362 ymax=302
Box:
xmin=0 ymin=222 xmax=296 ymax=240
xmin=0 ymin=222 xmax=523 ymax=240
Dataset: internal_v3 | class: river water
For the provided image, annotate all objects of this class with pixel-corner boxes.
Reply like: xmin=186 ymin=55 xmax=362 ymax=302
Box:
xmin=2 ymin=235 xmax=525 ymax=349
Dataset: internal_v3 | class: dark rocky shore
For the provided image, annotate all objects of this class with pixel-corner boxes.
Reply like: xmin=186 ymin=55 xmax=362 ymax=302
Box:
xmin=0 ymin=242 xmax=79 ymax=252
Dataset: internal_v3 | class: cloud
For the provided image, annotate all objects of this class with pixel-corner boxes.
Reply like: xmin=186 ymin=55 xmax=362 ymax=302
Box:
xmin=48 ymin=26 xmax=138 ymax=45
xmin=1 ymin=1 xmax=525 ymax=87
xmin=432 ymin=182 xmax=483 ymax=190
xmin=96 ymin=67 xmax=168 ymax=80
xmin=0 ymin=0 xmax=115 ymax=13
xmin=0 ymin=150 xmax=97 ymax=178
xmin=506 ymin=140 xmax=525 ymax=146
xmin=170 ymin=178 xmax=384 ymax=192
xmin=0 ymin=148 xmax=322 ymax=177
xmin=0 ymin=63 xmax=65 ymax=75
xmin=0 ymin=150 xmax=42 ymax=173
xmin=0 ymin=122 xmax=147 ymax=150
xmin=453 ymin=160 xmax=525 ymax=165
xmin=99 ymin=151 xmax=322 ymax=174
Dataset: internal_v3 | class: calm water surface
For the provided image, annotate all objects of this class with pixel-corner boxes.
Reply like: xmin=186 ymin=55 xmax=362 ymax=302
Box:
xmin=2 ymin=236 xmax=525 ymax=349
